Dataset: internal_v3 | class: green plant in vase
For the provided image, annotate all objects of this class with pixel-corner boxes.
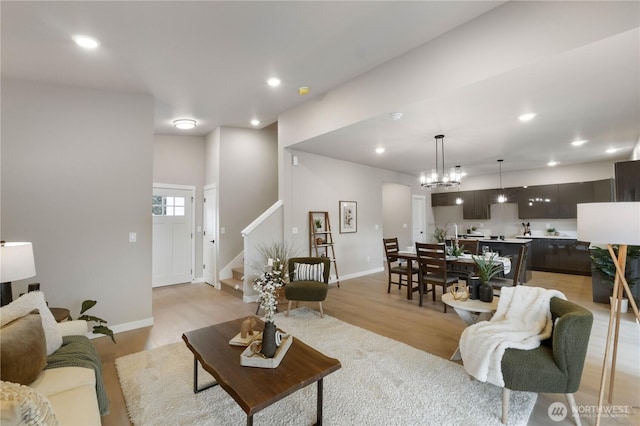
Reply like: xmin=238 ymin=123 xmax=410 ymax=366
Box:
xmin=591 ymin=245 xmax=639 ymax=304
xmin=433 ymin=225 xmax=448 ymax=243
xmin=77 ymin=300 xmax=115 ymax=343
xmin=450 ymin=241 xmax=465 ymax=257
xmin=472 ymin=253 xmax=503 ymax=302
xmin=314 ymin=219 xmax=323 ymax=229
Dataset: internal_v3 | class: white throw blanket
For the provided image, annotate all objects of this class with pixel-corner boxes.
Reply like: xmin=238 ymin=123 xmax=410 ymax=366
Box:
xmin=459 ymin=286 xmax=566 ymax=387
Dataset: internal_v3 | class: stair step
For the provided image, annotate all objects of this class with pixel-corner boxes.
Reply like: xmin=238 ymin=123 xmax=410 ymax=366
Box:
xmin=232 ymin=267 xmax=244 ymax=281
xmin=220 ymin=277 xmax=243 ymax=299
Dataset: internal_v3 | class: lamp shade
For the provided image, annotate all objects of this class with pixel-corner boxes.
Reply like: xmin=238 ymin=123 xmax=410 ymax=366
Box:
xmin=0 ymin=242 xmax=36 ymax=282
xmin=577 ymin=202 xmax=640 ymax=245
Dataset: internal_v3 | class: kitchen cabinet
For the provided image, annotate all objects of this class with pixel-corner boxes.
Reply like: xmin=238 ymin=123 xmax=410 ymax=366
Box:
xmin=593 ymin=178 xmax=614 ymax=202
xmin=518 ymin=185 xmax=559 ymax=219
xmin=529 ymin=238 xmax=591 ymax=275
xmin=614 ymin=160 xmax=640 ymax=201
xmin=557 ymin=182 xmax=594 ymax=218
xmin=462 ymin=190 xmax=490 ymax=220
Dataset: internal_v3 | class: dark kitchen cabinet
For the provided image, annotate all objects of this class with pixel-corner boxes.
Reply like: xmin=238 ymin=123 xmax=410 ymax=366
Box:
xmin=593 ymin=178 xmax=614 ymax=202
xmin=518 ymin=185 xmax=559 ymax=219
xmin=431 ymin=192 xmax=465 ymax=207
xmin=615 ymin=160 xmax=640 ymax=201
xmin=463 ymin=190 xmax=490 ymax=220
xmin=529 ymin=238 xmax=591 ymax=275
xmin=557 ymin=182 xmax=594 ymax=218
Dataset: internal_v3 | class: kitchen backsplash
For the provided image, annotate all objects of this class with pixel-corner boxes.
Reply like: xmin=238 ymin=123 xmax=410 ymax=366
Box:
xmin=433 ymin=203 xmax=578 ymax=239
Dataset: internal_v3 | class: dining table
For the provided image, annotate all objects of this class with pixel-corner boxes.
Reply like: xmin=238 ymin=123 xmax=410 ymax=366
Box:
xmin=396 ymin=250 xmax=511 ymax=301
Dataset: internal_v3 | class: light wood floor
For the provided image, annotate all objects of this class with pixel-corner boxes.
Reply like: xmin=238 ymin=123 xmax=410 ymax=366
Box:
xmin=95 ymin=271 xmax=639 ymax=426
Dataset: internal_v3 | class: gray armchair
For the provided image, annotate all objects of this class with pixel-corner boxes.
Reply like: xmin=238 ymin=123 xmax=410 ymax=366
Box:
xmin=500 ymin=297 xmax=593 ymax=425
xmin=285 ymin=257 xmax=331 ymax=318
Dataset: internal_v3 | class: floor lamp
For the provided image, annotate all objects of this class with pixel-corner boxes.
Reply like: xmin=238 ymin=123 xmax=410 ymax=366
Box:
xmin=577 ymin=202 xmax=640 ymax=426
xmin=0 ymin=241 xmax=37 ymax=306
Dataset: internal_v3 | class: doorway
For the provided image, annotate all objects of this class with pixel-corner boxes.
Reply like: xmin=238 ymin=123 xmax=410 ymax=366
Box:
xmin=203 ymin=185 xmax=217 ymax=287
xmin=152 ymin=185 xmax=195 ymax=287
xmin=412 ymin=195 xmax=427 ymax=243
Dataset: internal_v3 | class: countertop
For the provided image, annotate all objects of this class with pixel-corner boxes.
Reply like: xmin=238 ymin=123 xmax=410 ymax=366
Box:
xmin=479 ymin=238 xmax=531 ymax=244
xmin=515 ymin=235 xmax=579 ymax=240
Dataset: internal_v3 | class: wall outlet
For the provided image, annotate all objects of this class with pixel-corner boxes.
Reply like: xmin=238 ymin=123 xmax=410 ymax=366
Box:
xmin=292 ymin=227 xmax=299 ymax=235
xmin=220 ymin=227 xmax=226 ymax=235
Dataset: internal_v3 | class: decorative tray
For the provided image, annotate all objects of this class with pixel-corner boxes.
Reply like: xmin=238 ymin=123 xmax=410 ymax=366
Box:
xmin=240 ymin=334 xmax=293 ymax=369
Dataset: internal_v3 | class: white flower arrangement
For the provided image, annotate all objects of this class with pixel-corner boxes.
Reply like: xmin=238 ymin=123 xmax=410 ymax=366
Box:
xmin=253 ymin=259 xmax=286 ymax=322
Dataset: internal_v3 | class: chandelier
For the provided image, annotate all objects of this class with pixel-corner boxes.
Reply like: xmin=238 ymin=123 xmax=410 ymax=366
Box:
xmin=420 ymin=134 xmax=462 ymax=189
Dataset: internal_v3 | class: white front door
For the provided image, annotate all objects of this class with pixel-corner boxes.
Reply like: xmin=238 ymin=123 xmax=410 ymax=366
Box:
xmin=412 ymin=195 xmax=427 ymax=243
xmin=152 ymin=186 xmax=193 ymax=287
xmin=203 ymin=186 xmax=217 ymax=287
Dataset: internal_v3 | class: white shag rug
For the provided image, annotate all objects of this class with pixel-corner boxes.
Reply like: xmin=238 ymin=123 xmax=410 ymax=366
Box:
xmin=115 ymin=308 xmax=536 ymax=425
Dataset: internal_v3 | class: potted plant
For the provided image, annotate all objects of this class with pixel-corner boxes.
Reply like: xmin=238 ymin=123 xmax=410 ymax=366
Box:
xmin=472 ymin=253 xmax=503 ymax=302
xmin=314 ymin=219 xmax=323 ymax=229
xmin=77 ymin=300 xmax=115 ymax=343
xmin=590 ymin=245 xmax=639 ymax=310
xmin=432 ymin=225 xmax=448 ymax=243
xmin=547 ymin=227 xmax=556 ymax=236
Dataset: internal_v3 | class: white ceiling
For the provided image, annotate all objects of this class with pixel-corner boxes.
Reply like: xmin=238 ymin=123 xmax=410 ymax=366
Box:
xmin=2 ymin=1 xmax=638 ymax=178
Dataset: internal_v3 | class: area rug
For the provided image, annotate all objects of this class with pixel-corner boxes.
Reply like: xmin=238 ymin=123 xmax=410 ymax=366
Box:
xmin=115 ymin=308 xmax=536 ymax=425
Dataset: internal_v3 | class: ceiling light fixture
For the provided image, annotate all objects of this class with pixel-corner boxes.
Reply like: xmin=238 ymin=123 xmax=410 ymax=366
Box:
xmin=571 ymin=140 xmax=588 ymax=147
xmin=72 ymin=35 xmax=100 ymax=49
xmin=389 ymin=112 xmax=403 ymax=120
xmin=375 ymin=147 xmax=385 ymax=154
xmin=548 ymin=161 xmax=559 ymax=166
xmin=497 ymin=159 xmax=507 ymax=203
xmin=173 ymin=119 xmax=196 ymax=130
xmin=420 ymin=135 xmax=461 ymax=189
xmin=606 ymin=148 xmax=618 ymax=154
xmin=251 ymin=119 xmax=260 ymax=126
xmin=518 ymin=113 xmax=536 ymax=122
xmin=267 ymin=77 xmax=281 ymax=87
xmin=298 ymin=86 xmax=310 ymax=95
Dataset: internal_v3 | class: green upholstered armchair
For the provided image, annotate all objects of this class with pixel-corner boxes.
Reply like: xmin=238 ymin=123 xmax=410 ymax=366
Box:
xmin=501 ymin=297 xmax=593 ymax=425
xmin=285 ymin=257 xmax=331 ymax=318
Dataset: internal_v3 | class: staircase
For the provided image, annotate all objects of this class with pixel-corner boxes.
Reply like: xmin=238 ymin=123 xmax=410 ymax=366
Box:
xmin=219 ymin=266 xmax=244 ymax=299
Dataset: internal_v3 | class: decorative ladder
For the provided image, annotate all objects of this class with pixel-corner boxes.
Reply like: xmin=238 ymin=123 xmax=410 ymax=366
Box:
xmin=308 ymin=211 xmax=340 ymax=287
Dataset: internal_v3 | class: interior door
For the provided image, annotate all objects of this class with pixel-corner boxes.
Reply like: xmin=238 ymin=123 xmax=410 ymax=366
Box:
xmin=203 ymin=186 xmax=217 ymax=286
xmin=152 ymin=187 xmax=193 ymax=287
xmin=412 ymin=195 xmax=427 ymax=243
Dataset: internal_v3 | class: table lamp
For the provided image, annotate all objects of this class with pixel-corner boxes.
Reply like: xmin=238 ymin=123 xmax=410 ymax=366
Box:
xmin=0 ymin=241 xmax=37 ymax=307
xmin=577 ymin=202 xmax=640 ymax=426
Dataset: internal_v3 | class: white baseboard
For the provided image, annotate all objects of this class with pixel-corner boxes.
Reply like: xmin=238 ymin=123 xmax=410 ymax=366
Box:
xmin=86 ymin=317 xmax=154 ymax=339
xmin=191 ymin=277 xmax=204 ymax=283
xmin=332 ymin=267 xmax=384 ymax=283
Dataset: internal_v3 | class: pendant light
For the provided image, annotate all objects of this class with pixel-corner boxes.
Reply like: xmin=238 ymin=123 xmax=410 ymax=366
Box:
xmin=497 ymin=159 xmax=507 ymax=203
xmin=420 ymin=135 xmax=461 ymax=189
xmin=455 ymin=166 xmax=464 ymax=204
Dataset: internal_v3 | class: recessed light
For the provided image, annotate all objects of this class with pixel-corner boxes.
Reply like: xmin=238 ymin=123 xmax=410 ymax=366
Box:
xmin=375 ymin=147 xmax=385 ymax=154
xmin=606 ymin=148 xmax=619 ymax=154
xmin=571 ymin=139 xmax=588 ymax=146
xmin=173 ymin=119 xmax=196 ymax=130
xmin=518 ymin=113 xmax=536 ymax=122
xmin=251 ymin=119 xmax=260 ymax=126
xmin=267 ymin=77 xmax=281 ymax=87
xmin=548 ymin=161 xmax=559 ymax=166
xmin=298 ymin=87 xmax=310 ymax=95
xmin=389 ymin=112 xmax=403 ymax=120
xmin=73 ymin=35 xmax=100 ymax=49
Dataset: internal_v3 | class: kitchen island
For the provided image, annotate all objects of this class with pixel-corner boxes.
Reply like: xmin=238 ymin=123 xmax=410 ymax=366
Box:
xmin=516 ymin=236 xmax=591 ymax=276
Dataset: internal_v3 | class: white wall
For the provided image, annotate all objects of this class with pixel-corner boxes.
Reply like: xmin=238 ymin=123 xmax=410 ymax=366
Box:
xmin=153 ymin=134 xmax=206 ymax=279
xmin=382 ymin=183 xmax=412 ymax=248
xmin=207 ymin=124 xmax=278 ymax=273
xmin=1 ymin=79 xmax=154 ymax=327
xmin=283 ymin=150 xmax=417 ymax=279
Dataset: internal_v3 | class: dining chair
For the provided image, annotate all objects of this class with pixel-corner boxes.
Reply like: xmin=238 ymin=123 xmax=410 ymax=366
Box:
xmin=457 ymin=239 xmax=480 ymax=255
xmin=488 ymin=244 xmax=529 ymax=295
xmin=383 ymin=238 xmax=418 ymax=295
xmin=448 ymin=239 xmax=480 ymax=279
xmin=415 ymin=243 xmax=459 ymax=312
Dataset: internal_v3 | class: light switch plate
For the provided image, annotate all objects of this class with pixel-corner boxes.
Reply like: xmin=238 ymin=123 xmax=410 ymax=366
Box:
xmin=129 ymin=232 xmax=137 ymax=243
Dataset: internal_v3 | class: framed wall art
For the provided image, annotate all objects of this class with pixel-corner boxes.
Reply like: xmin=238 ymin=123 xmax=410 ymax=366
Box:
xmin=339 ymin=201 xmax=357 ymax=233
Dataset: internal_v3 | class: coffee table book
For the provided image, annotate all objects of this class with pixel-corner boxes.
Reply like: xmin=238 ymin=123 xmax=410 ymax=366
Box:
xmin=229 ymin=331 xmax=262 ymax=347
xmin=240 ymin=334 xmax=293 ymax=368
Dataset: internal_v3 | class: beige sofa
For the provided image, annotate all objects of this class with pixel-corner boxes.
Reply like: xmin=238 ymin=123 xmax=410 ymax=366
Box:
xmin=31 ymin=320 xmax=101 ymax=425
xmin=1 ymin=320 xmax=102 ymax=426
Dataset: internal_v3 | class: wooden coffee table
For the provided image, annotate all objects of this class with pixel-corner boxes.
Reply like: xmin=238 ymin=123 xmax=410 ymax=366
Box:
xmin=182 ymin=317 xmax=341 ymax=426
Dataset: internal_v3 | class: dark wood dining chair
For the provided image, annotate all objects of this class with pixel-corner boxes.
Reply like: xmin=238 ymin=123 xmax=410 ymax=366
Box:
xmin=457 ymin=239 xmax=480 ymax=255
xmin=488 ymin=244 xmax=529 ymax=296
xmin=415 ymin=243 xmax=459 ymax=312
xmin=383 ymin=238 xmax=418 ymax=295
